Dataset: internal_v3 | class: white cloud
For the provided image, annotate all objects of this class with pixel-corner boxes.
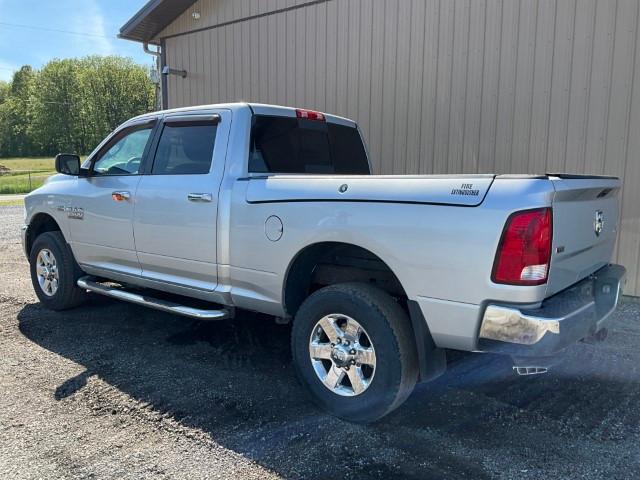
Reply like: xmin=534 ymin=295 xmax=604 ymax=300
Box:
xmin=70 ymin=0 xmax=115 ymax=56
xmin=0 ymin=59 xmax=19 ymax=82
xmin=0 ymin=0 xmax=153 ymax=81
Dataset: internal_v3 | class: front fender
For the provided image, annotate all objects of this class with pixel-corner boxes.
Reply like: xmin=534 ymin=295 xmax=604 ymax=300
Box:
xmin=24 ymin=175 xmax=77 ymax=250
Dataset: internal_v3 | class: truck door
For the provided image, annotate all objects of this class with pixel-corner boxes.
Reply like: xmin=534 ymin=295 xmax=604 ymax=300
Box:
xmin=132 ymin=110 xmax=230 ymax=291
xmin=68 ymin=119 xmax=157 ymax=275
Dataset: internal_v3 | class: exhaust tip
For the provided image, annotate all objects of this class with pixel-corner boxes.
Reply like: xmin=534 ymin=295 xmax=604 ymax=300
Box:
xmin=513 ymin=366 xmax=548 ymax=376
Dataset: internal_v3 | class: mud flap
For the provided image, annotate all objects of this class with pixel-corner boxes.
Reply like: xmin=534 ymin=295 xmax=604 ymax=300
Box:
xmin=407 ymin=300 xmax=447 ymax=383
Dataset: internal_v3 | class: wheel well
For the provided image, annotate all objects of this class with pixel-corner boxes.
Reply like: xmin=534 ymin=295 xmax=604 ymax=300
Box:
xmin=283 ymin=242 xmax=407 ymax=317
xmin=26 ymin=213 xmax=62 ymax=256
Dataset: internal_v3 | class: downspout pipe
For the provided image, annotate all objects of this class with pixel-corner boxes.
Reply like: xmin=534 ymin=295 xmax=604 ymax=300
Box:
xmin=143 ymin=42 xmax=163 ymax=110
xmin=143 ymin=42 xmax=161 ymax=57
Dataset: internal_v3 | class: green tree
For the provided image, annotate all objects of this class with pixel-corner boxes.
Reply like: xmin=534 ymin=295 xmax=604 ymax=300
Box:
xmin=0 ymin=56 xmax=156 ymax=157
xmin=29 ymin=59 xmax=85 ymax=154
xmin=78 ymin=56 xmax=155 ymax=151
xmin=0 ymin=81 xmax=9 ymax=104
xmin=0 ymin=66 xmax=36 ymax=156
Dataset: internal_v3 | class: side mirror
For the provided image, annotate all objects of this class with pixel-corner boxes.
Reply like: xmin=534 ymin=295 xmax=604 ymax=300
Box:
xmin=55 ymin=153 xmax=81 ymax=176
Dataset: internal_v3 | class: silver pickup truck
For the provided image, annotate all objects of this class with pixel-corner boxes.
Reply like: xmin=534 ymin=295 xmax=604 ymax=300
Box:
xmin=22 ymin=103 xmax=626 ymax=422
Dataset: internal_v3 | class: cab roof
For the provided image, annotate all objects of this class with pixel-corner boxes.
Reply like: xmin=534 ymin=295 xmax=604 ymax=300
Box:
xmin=129 ymin=103 xmax=357 ymax=127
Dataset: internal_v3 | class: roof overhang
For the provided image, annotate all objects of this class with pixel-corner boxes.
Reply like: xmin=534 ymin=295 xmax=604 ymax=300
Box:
xmin=119 ymin=0 xmax=198 ymax=44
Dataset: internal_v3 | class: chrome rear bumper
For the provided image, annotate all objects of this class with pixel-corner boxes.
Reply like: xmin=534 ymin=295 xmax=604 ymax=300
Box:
xmin=477 ymin=264 xmax=626 ymax=356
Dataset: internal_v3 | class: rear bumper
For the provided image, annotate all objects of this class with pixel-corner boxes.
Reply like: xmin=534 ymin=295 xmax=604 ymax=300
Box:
xmin=477 ymin=264 xmax=626 ymax=356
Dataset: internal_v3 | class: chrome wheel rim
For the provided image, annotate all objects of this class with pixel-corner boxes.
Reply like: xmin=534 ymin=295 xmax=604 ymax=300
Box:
xmin=309 ymin=314 xmax=376 ymax=397
xmin=36 ymin=248 xmax=59 ymax=297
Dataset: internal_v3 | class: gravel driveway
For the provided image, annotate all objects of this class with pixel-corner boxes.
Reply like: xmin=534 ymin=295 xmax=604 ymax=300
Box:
xmin=1 ymin=204 xmax=639 ymax=479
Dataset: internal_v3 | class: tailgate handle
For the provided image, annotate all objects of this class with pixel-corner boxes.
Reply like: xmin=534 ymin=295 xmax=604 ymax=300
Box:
xmin=188 ymin=193 xmax=212 ymax=202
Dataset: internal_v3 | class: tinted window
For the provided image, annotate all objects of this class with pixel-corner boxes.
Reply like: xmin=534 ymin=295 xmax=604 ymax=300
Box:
xmin=151 ymin=124 xmax=217 ymax=175
xmin=92 ymin=126 xmax=152 ymax=176
xmin=249 ymin=115 xmax=370 ymax=174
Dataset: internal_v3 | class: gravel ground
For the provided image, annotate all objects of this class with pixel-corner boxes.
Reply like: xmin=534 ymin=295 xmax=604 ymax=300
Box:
xmin=1 ymin=203 xmax=639 ymax=479
xmin=0 ymin=194 xmax=26 ymax=202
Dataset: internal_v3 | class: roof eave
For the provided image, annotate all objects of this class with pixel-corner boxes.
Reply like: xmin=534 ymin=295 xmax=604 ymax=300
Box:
xmin=119 ymin=0 xmax=197 ymax=44
xmin=117 ymin=33 xmax=161 ymax=45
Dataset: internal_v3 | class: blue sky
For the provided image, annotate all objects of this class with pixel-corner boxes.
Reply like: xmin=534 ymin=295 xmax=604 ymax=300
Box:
xmin=0 ymin=0 xmax=154 ymax=82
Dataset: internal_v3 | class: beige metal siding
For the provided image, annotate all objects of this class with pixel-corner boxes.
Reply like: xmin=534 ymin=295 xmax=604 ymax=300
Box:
xmin=157 ymin=0 xmax=301 ymax=39
xmin=160 ymin=0 xmax=640 ymax=296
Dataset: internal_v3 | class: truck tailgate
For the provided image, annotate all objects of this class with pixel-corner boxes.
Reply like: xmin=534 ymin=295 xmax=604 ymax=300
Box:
xmin=547 ymin=176 xmax=621 ymax=297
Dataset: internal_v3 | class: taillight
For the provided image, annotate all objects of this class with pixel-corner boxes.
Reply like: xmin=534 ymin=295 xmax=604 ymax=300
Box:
xmin=492 ymin=208 xmax=552 ymax=286
xmin=296 ymin=108 xmax=325 ymax=121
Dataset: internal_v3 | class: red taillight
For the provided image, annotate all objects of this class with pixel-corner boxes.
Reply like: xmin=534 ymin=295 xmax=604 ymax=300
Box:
xmin=296 ymin=108 xmax=325 ymax=121
xmin=492 ymin=208 xmax=552 ymax=286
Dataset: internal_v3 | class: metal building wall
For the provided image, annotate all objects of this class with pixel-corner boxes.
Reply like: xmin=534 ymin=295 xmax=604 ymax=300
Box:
xmin=158 ymin=0 xmax=305 ymax=37
xmin=158 ymin=0 xmax=640 ymax=296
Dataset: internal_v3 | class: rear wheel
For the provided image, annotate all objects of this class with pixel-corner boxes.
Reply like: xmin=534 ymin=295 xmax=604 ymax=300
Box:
xmin=291 ymin=283 xmax=418 ymax=423
xmin=29 ymin=231 xmax=87 ymax=310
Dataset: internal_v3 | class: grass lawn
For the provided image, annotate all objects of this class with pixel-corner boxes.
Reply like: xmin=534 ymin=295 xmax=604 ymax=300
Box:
xmin=0 ymin=157 xmax=56 ymax=194
xmin=0 ymin=157 xmax=55 ymax=171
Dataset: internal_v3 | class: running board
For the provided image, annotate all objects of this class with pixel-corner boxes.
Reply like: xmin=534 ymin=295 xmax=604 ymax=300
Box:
xmin=77 ymin=276 xmax=234 ymax=321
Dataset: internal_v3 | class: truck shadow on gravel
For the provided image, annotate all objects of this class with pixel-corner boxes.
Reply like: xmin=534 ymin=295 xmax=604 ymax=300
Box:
xmin=17 ymin=297 xmax=640 ymax=479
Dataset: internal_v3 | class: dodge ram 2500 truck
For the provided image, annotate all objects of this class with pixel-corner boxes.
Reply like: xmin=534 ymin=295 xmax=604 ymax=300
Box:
xmin=22 ymin=103 xmax=626 ymax=422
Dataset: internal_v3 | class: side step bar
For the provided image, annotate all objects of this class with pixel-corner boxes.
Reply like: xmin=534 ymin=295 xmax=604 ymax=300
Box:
xmin=77 ymin=276 xmax=234 ymax=321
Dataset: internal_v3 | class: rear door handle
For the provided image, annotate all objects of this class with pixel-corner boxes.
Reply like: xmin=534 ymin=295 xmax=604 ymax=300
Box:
xmin=112 ymin=191 xmax=131 ymax=202
xmin=187 ymin=193 xmax=213 ymax=202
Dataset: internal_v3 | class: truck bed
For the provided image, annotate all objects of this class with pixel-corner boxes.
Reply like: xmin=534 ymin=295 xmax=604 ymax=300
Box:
xmin=245 ymin=174 xmax=496 ymax=207
xmin=244 ymin=173 xmax=621 ymax=301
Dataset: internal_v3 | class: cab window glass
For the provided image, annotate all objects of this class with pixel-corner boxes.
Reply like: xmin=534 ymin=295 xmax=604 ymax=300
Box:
xmin=249 ymin=115 xmax=370 ymax=174
xmin=92 ymin=127 xmax=153 ymax=176
xmin=151 ymin=124 xmax=217 ymax=175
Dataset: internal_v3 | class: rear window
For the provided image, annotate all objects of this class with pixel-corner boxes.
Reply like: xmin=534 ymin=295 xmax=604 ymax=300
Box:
xmin=248 ymin=115 xmax=370 ymax=174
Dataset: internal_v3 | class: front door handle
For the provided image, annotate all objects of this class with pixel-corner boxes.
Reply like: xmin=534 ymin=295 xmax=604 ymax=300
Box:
xmin=112 ymin=191 xmax=131 ymax=202
xmin=188 ymin=193 xmax=213 ymax=202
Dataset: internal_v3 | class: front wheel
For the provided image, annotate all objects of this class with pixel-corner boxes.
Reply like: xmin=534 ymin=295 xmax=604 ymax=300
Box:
xmin=291 ymin=283 xmax=418 ymax=423
xmin=29 ymin=231 xmax=87 ymax=311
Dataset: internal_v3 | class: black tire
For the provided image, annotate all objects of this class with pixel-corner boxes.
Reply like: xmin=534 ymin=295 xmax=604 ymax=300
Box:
xmin=29 ymin=231 xmax=87 ymax=311
xmin=291 ymin=282 xmax=418 ymax=423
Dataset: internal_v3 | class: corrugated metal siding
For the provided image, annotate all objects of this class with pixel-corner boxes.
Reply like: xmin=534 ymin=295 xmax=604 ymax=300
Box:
xmin=156 ymin=0 xmax=303 ymax=39
xmin=161 ymin=0 xmax=640 ymax=296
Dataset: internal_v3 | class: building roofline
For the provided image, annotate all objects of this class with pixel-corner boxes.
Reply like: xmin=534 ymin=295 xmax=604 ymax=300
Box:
xmin=119 ymin=0 xmax=197 ymax=44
